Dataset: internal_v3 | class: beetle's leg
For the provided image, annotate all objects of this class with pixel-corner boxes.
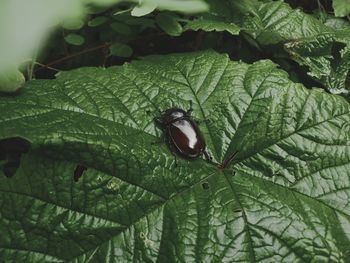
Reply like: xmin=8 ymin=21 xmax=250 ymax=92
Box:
xmin=173 ymin=154 xmax=178 ymax=167
xmin=166 ymin=139 xmax=179 ymax=167
xmin=203 ymin=148 xmax=212 ymax=162
xmin=187 ymin=100 xmax=193 ymax=115
xmin=153 ymin=117 xmax=163 ymax=128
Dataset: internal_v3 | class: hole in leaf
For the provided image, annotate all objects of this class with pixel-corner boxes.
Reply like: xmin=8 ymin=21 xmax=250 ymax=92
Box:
xmin=0 ymin=137 xmax=30 ymax=177
xmin=140 ymin=232 xmax=146 ymax=240
xmin=202 ymin=182 xmax=210 ymax=190
xmin=234 ymin=209 xmax=242 ymax=213
xmin=74 ymin=165 xmax=87 ymax=182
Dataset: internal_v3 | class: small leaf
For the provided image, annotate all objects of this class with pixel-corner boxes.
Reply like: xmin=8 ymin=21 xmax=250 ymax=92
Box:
xmin=125 ymin=17 xmax=156 ymax=28
xmin=88 ymin=16 xmax=108 ymax=27
xmin=64 ymin=33 xmax=85 ymax=46
xmin=110 ymin=21 xmax=132 ymax=35
xmin=131 ymin=2 xmax=157 ymax=17
xmin=155 ymin=13 xmax=182 ymax=36
xmin=109 ymin=43 xmax=133 ymax=57
xmin=185 ymin=18 xmax=240 ymax=35
xmin=151 ymin=0 xmax=208 ymax=13
xmin=183 ymin=0 xmax=240 ymax=36
xmin=113 ymin=7 xmax=133 ymax=16
xmin=323 ymin=15 xmax=350 ymax=29
xmin=0 ymin=68 xmax=25 ymax=93
xmin=333 ymin=0 xmax=350 ymax=17
xmin=62 ymin=18 xmax=85 ymax=30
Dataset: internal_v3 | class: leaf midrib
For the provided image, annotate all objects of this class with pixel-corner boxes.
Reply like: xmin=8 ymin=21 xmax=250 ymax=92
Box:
xmin=236 ymin=110 xmax=350 ymax=165
xmin=68 ymin=171 xmax=218 ymax=262
xmin=223 ymin=174 xmax=256 ymax=263
xmin=223 ymin=65 xmax=275 ymax=162
xmin=0 ymin=188 xmax=127 ymax=226
xmin=3 ymin=167 xmax=349 ymax=261
xmin=0 ymin=101 xmax=157 ymax=138
xmin=174 ymin=60 xmax=221 ymax=160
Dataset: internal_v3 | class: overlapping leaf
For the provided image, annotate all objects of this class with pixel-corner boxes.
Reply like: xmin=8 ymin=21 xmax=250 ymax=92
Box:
xmin=185 ymin=0 xmax=350 ymax=96
xmin=184 ymin=0 xmax=240 ymax=34
xmin=0 ymin=51 xmax=350 ymax=262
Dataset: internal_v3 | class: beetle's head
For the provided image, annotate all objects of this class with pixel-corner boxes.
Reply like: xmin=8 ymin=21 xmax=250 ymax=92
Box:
xmin=162 ymin=108 xmax=186 ymax=124
xmin=154 ymin=108 xmax=187 ymax=128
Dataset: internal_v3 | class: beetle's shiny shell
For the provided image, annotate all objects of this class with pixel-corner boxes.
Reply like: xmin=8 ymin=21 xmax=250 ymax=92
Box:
xmin=166 ymin=118 xmax=205 ymax=158
xmin=158 ymin=108 xmax=206 ymax=159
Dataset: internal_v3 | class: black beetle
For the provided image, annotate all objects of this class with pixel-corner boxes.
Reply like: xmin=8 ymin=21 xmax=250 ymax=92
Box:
xmin=154 ymin=101 xmax=211 ymax=163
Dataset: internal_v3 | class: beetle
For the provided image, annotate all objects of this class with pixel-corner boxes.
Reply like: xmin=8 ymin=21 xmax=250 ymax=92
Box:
xmin=154 ymin=101 xmax=211 ymax=164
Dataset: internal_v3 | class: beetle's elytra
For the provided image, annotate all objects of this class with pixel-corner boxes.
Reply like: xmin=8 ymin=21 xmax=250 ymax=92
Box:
xmin=154 ymin=102 xmax=211 ymax=162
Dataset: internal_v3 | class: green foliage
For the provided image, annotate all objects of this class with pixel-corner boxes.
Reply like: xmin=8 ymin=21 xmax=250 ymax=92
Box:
xmin=109 ymin=43 xmax=133 ymax=57
xmin=62 ymin=18 xmax=85 ymax=30
xmin=185 ymin=18 xmax=240 ymax=35
xmin=134 ymin=0 xmax=208 ymax=14
xmin=1 ymin=51 xmax=350 ymax=262
xmin=110 ymin=21 xmax=133 ymax=35
xmin=0 ymin=0 xmax=208 ymax=92
xmin=333 ymin=0 xmax=350 ymax=17
xmin=88 ymin=16 xmax=108 ymax=27
xmin=155 ymin=13 xmax=182 ymax=36
xmin=131 ymin=1 xmax=157 ymax=17
xmin=184 ymin=0 xmax=240 ymax=35
xmin=0 ymin=69 xmax=25 ymax=93
xmin=64 ymin=33 xmax=85 ymax=46
xmin=0 ymin=0 xmax=111 ymax=71
xmin=185 ymin=0 xmax=350 ymax=96
xmin=1 ymin=0 xmax=350 ymax=261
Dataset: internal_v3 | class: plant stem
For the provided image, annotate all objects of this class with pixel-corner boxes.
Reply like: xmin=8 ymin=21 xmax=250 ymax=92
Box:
xmin=27 ymin=49 xmax=38 ymax=80
xmin=35 ymin=62 xmax=60 ymax=72
xmin=35 ymin=42 xmax=111 ymax=72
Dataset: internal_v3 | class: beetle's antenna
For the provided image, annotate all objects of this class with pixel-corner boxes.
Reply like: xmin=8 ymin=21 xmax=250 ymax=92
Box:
xmin=153 ymin=116 xmax=164 ymax=129
xmin=203 ymin=149 xmax=212 ymax=162
xmin=203 ymin=149 xmax=221 ymax=166
xmin=187 ymin=100 xmax=193 ymax=115
xmin=173 ymin=155 xmax=178 ymax=167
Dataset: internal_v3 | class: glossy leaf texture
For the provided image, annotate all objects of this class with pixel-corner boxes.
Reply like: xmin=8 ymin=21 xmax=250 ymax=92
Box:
xmin=185 ymin=0 xmax=350 ymax=96
xmin=0 ymin=51 xmax=350 ymax=262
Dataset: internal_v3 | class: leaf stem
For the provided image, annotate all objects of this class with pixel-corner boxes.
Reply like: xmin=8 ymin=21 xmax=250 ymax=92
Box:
xmin=27 ymin=49 xmax=38 ymax=80
xmin=219 ymin=151 xmax=238 ymax=170
xmin=35 ymin=62 xmax=60 ymax=72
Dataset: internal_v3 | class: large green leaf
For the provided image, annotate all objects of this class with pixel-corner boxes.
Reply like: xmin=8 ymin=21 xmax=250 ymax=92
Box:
xmin=1 ymin=51 xmax=350 ymax=262
xmin=185 ymin=0 xmax=350 ymax=96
